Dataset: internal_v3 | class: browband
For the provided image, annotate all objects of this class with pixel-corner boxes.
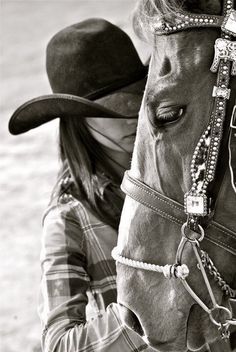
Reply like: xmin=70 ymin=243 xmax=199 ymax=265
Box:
xmin=151 ymin=8 xmax=236 ymax=37
xmin=121 ymin=171 xmax=236 ymax=256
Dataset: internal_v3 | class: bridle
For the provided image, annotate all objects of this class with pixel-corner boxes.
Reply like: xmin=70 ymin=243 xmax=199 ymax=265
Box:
xmin=112 ymin=0 xmax=236 ymax=340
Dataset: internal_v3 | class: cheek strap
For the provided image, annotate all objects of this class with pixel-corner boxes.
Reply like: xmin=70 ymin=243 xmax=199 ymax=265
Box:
xmin=229 ymin=104 xmax=236 ymax=193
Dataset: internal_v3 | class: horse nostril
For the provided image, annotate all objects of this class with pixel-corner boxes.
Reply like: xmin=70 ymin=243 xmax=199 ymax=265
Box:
xmin=118 ymin=303 xmax=144 ymax=337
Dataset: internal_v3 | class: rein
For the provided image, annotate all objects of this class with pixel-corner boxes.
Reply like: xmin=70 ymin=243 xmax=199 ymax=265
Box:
xmin=112 ymin=0 xmax=236 ymax=340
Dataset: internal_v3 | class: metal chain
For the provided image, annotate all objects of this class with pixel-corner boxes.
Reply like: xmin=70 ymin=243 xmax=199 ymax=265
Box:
xmin=200 ymin=250 xmax=236 ymax=298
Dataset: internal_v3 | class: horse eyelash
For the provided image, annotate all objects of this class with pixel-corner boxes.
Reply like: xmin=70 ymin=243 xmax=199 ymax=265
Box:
xmin=156 ymin=107 xmax=184 ymax=121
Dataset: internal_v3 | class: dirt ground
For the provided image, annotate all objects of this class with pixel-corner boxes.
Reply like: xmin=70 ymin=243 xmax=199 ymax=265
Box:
xmin=0 ymin=1 xmax=150 ymax=351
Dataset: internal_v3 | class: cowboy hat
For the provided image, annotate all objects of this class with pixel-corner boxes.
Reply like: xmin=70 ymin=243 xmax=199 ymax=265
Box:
xmin=9 ymin=18 xmax=148 ymax=135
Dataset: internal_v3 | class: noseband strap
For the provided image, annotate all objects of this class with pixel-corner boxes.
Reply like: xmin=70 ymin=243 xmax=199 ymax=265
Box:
xmin=113 ymin=171 xmax=236 ymax=337
xmin=121 ymin=171 xmax=236 ymax=256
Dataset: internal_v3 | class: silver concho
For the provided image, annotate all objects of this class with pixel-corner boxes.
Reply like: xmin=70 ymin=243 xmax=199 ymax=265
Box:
xmin=210 ymin=38 xmax=236 ymax=75
xmin=221 ymin=9 xmax=236 ymax=37
xmin=212 ymin=86 xmax=231 ymax=99
xmin=184 ymin=193 xmax=208 ymax=216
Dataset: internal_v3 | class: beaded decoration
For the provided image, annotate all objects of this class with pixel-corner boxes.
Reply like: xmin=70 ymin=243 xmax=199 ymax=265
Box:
xmin=152 ymin=6 xmax=236 ymax=37
xmin=211 ymin=38 xmax=236 ymax=75
xmin=148 ymin=0 xmax=236 ymax=219
xmin=183 ymin=2 xmax=235 ymax=220
xmin=221 ymin=8 xmax=236 ymax=36
xmin=152 ymin=13 xmax=223 ymax=35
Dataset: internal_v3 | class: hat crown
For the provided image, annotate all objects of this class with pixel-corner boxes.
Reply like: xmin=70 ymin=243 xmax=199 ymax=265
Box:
xmin=9 ymin=19 xmax=147 ymax=135
xmin=46 ymin=18 xmax=144 ymax=98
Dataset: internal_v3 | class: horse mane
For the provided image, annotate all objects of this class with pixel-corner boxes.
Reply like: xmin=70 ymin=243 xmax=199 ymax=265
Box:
xmin=133 ymin=0 xmax=222 ymax=41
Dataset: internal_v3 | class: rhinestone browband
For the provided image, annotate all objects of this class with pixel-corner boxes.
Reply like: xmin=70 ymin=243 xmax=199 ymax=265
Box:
xmin=152 ymin=7 xmax=236 ymax=37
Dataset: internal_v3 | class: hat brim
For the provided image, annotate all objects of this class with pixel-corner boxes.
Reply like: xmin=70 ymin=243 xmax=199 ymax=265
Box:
xmin=9 ymin=92 xmax=142 ymax=135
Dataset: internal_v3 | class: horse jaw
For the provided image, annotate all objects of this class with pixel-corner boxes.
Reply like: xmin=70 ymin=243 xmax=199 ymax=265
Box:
xmin=118 ymin=195 xmax=226 ymax=351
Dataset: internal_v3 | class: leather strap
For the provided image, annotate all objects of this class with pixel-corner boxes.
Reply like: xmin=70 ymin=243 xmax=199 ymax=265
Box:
xmin=152 ymin=6 xmax=236 ymax=37
xmin=229 ymin=105 xmax=236 ymax=193
xmin=121 ymin=171 xmax=236 ymax=256
xmin=152 ymin=13 xmax=223 ymax=35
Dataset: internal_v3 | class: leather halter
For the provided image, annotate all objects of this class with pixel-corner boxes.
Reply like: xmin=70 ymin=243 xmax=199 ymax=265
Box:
xmin=229 ymin=105 xmax=236 ymax=191
xmin=113 ymin=0 xmax=236 ymax=340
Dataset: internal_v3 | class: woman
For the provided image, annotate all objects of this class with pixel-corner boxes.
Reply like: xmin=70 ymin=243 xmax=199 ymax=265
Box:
xmin=9 ymin=19 xmax=153 ymax=352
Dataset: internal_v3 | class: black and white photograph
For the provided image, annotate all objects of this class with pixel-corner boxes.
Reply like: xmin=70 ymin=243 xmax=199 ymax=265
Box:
xmin=1 ymin=1 xmax=236 ymax=352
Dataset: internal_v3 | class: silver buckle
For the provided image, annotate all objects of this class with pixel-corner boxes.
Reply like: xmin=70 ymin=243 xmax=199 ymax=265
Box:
xmin=210 ymin=38 xmax=236 ymax=75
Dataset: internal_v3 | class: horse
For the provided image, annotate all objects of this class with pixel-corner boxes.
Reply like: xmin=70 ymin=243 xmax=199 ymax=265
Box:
xmin=112 ymin=1 xmax=236 ymax=351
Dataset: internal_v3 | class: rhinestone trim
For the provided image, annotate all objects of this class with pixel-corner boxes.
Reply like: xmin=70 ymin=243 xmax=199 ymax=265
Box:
xmin=150 ymin=0 xmax=235 ymax=217
xmin=185 ymin=193 xmax=208 ymax=216
xmin=221 ymin=9 xmax=236 ymax=36
xmin=184 ymin=0 xmax=234 ymax=217
xmin=152 ymin=13 xmax=223 ymax=35
xmin=212 ymin=86 xmax=231 ymax=99
xmin=210 ymin=38 xmax=236 ymax=76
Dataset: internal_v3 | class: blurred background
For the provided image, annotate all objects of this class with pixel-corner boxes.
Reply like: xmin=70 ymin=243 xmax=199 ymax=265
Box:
xmin=0 ymin=1 xmax=150 ymax=351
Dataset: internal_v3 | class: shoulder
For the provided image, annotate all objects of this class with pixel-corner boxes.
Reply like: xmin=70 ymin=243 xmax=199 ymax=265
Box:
xmin=43 ymin=193 xmax=105 ymax=227
xmin=41 ymin=197 xmax=89 ymax=271
xmin=42 ymin=194 xmax=93 ymax=237
xmin=43 ymin=195 xmax=80 ymax=224
xmin=42 ymin=194 xmax=107 ymax=246
xmin=41 ymin=195 xmax=85 ymax=250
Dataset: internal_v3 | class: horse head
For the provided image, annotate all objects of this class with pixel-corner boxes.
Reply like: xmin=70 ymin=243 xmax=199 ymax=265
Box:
xmin=114 ymin=1 xmax=236 ymax=351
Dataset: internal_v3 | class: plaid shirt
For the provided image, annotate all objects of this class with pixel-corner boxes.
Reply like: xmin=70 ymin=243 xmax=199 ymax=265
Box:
xmin=39 ymin=190 xmax=153 ymax=352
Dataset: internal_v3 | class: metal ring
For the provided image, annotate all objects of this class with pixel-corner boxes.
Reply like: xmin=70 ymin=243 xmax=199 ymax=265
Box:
xmin=181 ymin=222 xmax=205 ymax=243
xmin=209 ymin=305 xmax=232 ymax=327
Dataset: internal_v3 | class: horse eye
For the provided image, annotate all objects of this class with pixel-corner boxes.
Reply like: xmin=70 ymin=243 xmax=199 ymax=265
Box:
xmin=154 ymin=106 xmax=185 ymax=126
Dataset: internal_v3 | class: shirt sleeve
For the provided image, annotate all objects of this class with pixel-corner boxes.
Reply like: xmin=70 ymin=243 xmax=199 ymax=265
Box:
xmin=39 ymin=203 xmax=152 ymax=352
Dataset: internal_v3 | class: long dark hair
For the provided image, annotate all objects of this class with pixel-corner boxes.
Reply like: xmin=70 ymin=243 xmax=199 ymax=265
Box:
xmin=52 ymin=116 xmax=124 ymax=229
